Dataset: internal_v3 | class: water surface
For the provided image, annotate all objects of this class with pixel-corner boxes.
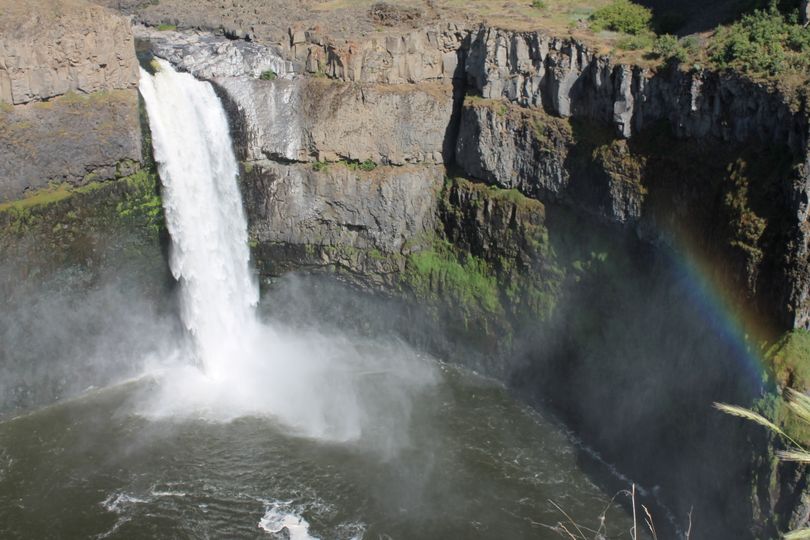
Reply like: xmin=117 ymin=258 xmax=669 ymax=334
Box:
xmin=0 ymin=363 xmax=634 ymax=539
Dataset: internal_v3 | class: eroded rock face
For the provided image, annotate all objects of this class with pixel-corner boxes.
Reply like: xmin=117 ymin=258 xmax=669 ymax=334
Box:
xmin=299 ymin=80 xmax=453 ymax=165
xmin=0 ymin=0 xmax=139 ymax=105
xmin=0 ymin=90 xmax=142 ymax=202
xmin=216 ymin=77 xmax=455 ymax=166
xmin=141 ymin=26 xmax=298 ymax=80
xmin=288 ymin=23 xmax=467 ymax=84
xmin=242 ymin=161 xmax=442 ymax=284
xmin=463 ymin=26 xmax=807 ymax=148
xmin=459 ymin=26 xmax=810 ymax=330
xmin=0 ymin=0 xmax=143 ymax=201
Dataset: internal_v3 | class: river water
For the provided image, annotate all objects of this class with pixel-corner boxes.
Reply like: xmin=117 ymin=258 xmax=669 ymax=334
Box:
xmin=0 ymin=359 xmax=635 ymax=539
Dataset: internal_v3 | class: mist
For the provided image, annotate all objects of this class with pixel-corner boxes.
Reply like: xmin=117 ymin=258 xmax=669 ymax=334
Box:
xmin=135 ymin=289 xmax=440 ymax=453
xmin=0 ymin=262 xmax=182 ymax=418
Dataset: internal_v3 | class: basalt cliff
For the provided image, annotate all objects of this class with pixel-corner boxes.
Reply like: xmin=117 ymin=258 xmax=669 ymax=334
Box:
xmin=3 ymin=1 xmax=810 ymax=538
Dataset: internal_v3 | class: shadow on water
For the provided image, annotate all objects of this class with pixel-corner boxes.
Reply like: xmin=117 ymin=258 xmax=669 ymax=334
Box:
xmin=508 ymin=203 xmax=766 ymax=540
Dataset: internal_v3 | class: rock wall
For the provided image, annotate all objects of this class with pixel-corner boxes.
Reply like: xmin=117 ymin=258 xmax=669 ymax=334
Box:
xmin=463 ymin=26 xmax=807 ymax=146
xmin=458 ymin=27 xmax=810 ymax=332
xmin=216 ymin=77 xmax=454 ymax=165
xmin=243 ymin=162 xmax=442 ymax=286
xmin=0 ymin=0 xmax=139 ymax=105
xmin=286 ymin=23 xmax=467 ymax=84
xmin=0 ymin=0 xmax=143 ymax=201
xmin=0 ymin=91 xmax=142 ymax=201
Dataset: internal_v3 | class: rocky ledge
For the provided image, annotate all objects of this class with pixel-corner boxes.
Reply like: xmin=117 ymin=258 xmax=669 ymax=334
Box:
xmin=0 ymin=0 xmax=143 ymax=201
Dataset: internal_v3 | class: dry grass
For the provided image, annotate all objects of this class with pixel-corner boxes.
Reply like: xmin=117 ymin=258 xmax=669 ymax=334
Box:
xmin=546 ymin=482 xmax=689 ymax=540
xmin=715 ymin=390 xmax=810 ymax=538
xmin=713 ymin=403 xmax=790 ymax=440
xmin=310 ymin=0 xmax=655 ymax=65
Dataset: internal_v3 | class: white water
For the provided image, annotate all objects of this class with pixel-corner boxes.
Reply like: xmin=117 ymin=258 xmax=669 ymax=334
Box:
xmin=137 ymin=59 xmax=437 ymax=449
xmin=138 ymin=58 xmax=258 ymax=376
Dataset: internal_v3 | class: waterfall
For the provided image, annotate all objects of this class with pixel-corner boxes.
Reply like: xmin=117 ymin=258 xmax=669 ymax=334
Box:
xmin=138 ymin=58 xmax=258 ymax=376
xmin=135 ymin=56 xmax=436 ymax=450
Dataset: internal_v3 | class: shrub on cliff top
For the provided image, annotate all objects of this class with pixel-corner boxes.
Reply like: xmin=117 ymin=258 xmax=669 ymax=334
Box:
xmin=710 ymin=6 xmax=810 ymax=76
xmin=653 ymin=34 xmax=700 ymax=63
xmin=590 ymin=0 xmax=653 ymax=35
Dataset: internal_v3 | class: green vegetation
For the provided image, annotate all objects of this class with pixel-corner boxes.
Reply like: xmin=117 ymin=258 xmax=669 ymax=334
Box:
xmin=722 ymin=159 xmax=767 ymax=267
xmin=342 ymin=159 xmax=378 ymax=172
xmin=116 ymin=169 xmax=164 ymax=235
xmin=149 ymin=58 xmax=164 ymax=73
xmin=357 ymin=159 xmax=377 ymax=172
xmin=0 ymin=166 xmax=164 ymax=281
xmin=587 ymin=1 xmax=662 ymax=53
xmin=156 ymin=24 xmax=177 ymax=31
xmin=404 ymin=238 xmax=502 ymax=321
xmin=311 ymin=158 xmax=377 ymax=173
xmin=589 ymin=0 xmax=652 ymax=35
xmin=0 ymin=184 xmax=74 ymax=213
xmin=259 ymin=70 xmax=277 ymax=81
xmin=765 ymin=330 xmax=810 ymax=390
xmin=710 ymin=5 xmax=810 ymax=76
xmin=652 ymin=34 xmax=699 ymax=62
xmin=311 ymin=160 xmax=329 ymax=172
xmin=716 ymin=389 xmax=810 ymax=539
xmin=615 ymin=32 xmax=654 ymax=51
xmin=531 ymin=0 xmax=547 ymax=9
xmin=0 ymin=168 xmax=162 ymax=225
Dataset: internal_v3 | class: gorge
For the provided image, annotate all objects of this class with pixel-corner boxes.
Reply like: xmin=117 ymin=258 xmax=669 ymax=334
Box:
xmin=2 ymin=0 xmax=810 ymax=538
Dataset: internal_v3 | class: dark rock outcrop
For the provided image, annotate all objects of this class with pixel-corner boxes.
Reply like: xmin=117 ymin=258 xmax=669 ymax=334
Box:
xmin=0 ymin=91 xmax=142 ymax=201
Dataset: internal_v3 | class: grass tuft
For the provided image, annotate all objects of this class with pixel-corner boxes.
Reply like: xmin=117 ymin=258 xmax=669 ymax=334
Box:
xmin=713 ymin=402 xmax=789 ymax=439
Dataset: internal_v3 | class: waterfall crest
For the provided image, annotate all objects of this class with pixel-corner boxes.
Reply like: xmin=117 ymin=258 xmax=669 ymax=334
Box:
xmin=138 ymin=58 xmax=258 ymax=375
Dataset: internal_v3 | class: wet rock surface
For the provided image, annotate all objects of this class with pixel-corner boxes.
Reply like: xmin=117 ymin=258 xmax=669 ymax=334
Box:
xmin=140 ymin=26 xmax=299 ymax=80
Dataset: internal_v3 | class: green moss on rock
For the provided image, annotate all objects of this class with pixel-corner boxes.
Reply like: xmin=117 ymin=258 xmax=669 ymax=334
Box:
xmin=765 ymin=329 xmax=810 ymax=391
xmin=0 ymin=167 xmax=165 ymax=283
xmin=404 ymin=238 xmax=501 ymax=320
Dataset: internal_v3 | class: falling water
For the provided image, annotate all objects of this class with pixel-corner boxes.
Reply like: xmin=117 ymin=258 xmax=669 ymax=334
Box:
xmin=136 ymin=58 xmax=438 ymax=446
xmin=138 ymin=58 xmax=258 ymax=376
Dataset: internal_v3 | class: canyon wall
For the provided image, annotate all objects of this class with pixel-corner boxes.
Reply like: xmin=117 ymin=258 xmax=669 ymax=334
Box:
xmin=0 ymin=0 xmax=168 ymax=413
xmin=2 ymin=4 xmax=810 ymax=536
xmin=0 ymin=0 xmax=142 ymax=201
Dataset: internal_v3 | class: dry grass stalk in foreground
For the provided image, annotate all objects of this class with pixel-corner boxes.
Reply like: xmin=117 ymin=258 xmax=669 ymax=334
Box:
xmin=715 ymin=388 xmax=810 ymax=539
xmin=547 ymin=483 xmax=691 ymax=540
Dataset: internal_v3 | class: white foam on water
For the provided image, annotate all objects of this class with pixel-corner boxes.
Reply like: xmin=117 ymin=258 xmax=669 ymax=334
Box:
xmin=258 ymin=502 xmax=318 ymax=540
xmin=101 ymin=492 xmax=150 ymax=514
xmin=137 ymin=59 xmax=438 ymax=446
